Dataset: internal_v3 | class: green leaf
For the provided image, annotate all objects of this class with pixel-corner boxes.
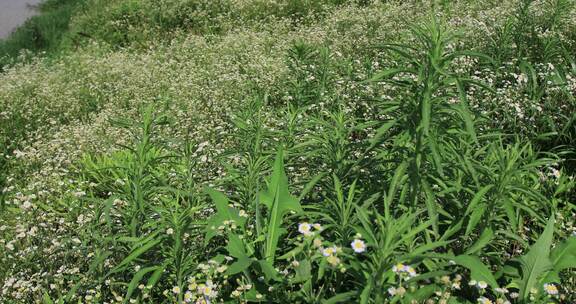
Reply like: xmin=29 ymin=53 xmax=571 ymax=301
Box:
xmin=550 ymin=237 xmax=576 ymax=271
xmin=292 ymin=259 xmax=312 ymax=283
xmin=452 ymin=255 xmax=499 ymax=289
xmin=368 ymin=119 xmax=398 ymax=150
xmin=515 ymin=215 xmax=555 ymax=300
xmin=321 ymin=291 xmax=356 ymax=304
xmin=258 ymin=260 xmax=280 ymax=282
xmin=244 ymin=288 xmax=266 ymax=302
xmin=42 ymin=293 xmax=54 ymax=304
xmin=367 ymin=68 xmax=415 ymax=82
xmin=226 ymin=257 xmax=253 ymax=276
xmin=298 ymin=172 xmax=326 ymax=201
xmin=146 ymin=265 xmax=165 ymax=289
xmin=359 ymin=274 xmax=373 ymax=304
xmin=465 ymin=203 xmax=487 ymax=236
xmin=465 ymin=228 xmax=494 ymax=255
xmin=204 ymin=188 xmax=246 ymax=243
xmin=226 ymin=233 xmax=249 ymax=259
xmin=405 ymin=284 xmax=439 ymax=301
xmin=108 ymin=238 xmax=161 ymax=277
xmin=125 ymin=266 xmax=159 ymax=303
xmin=259 ymin=149 xmax=302 ymax=263
xmin=464 ymin=185 xmax=493 ymax=216
xmin=422 ymin=180 xmax=439 ymax=236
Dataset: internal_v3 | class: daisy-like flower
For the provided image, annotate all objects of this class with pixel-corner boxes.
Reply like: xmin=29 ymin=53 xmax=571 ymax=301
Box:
xmin=392 ymin=263 xmax=406 ymax=273
xmin=298 ymin=222 xmax=312 ymax=236
xmin=405 ymin=266 xmax=417 ymax=277
xmin=184 ymin=291 xmax=193 ymax=303
xmin=477 ymin=281 xmax=488 ymax=289
xmin=172 ymin=286 xmax=181 ymax=294
xmin=322 ymin=246 xmax=337 ymax=257
xmin=477 ymin=296 xmax=493 ymax=304
xmin=351 ymin=239 xmax=366 ymax=253
xmin=197 ymin=280 xmax=218 ymax=298
xmin=188 ymin=281 xmax=197 ymax=291
xmin=166 ymin=228 xmax=174 ymax=235
xmin=543 ymin=283 xmax=558 ymax=295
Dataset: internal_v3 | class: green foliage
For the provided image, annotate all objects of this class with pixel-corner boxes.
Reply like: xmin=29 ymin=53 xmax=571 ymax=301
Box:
xmin=0 ymin=0 xmax=84 ymax=69
xmin=259 ymin=149 xmax=303 ymax=263
xmin=1 ymin=1 xmax=576 ymax=303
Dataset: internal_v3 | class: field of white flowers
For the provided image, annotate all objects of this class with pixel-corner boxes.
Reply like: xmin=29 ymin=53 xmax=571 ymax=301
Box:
xmin=0 ymin=0 xmax=575 ymax=303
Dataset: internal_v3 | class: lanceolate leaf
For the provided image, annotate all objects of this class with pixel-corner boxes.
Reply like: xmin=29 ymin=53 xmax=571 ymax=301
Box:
xmin=125 ymin=266 xmax=159 ymax=303
xmin=515 ymin=215 xmax=555 ymax=300
xmin=321 ymin=291 xmax=356 ymax=304
xmin=259 ymin=150 xmax=302 ymax=263
xmin=108 ymin=237 xmax=161 ymax=277
xmin=465 ymin=228 xmax=494 ymax=255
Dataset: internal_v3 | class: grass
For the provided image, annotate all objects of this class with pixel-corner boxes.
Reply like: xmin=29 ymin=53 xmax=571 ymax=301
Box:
xmin=0 ymin=0 xmax=575 ymax=303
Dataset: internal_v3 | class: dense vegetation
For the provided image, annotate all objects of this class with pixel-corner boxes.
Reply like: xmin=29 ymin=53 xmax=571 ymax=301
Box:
xmin=0 ymin=0 xmax=575 ymax=303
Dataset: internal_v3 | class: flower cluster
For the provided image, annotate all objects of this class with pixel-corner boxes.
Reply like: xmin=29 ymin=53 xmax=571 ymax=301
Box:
xmin=392 ymin=263 xmax=418 ymax=279
xmin=297 ymin=222 xmax=322 ymax=237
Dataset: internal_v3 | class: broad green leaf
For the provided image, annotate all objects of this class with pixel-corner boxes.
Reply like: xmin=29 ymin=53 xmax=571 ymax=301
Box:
xmin=259 ymin=149 xmax=302 ymax=263
xmin=226 ymin=233 xmax=248 ymax=259
xmin=515 ymin=215 xmax=555 ymax=300
xmin=258 ymin=260 xmax=280 ymax=282
xmin=244 ymin=288 xmax=266 ymax=302
xmin=453 ymin=255 xmax=499 ymax=289
xmin=204 ymin=188 xmax=246 ymax=243
xmin=550 ymin=237 xmax=576 ymax=271
xmin=292 ymin=259 xmax=311 ymax=283
xmin=226 ymin=257 xmax=253 ymax=276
